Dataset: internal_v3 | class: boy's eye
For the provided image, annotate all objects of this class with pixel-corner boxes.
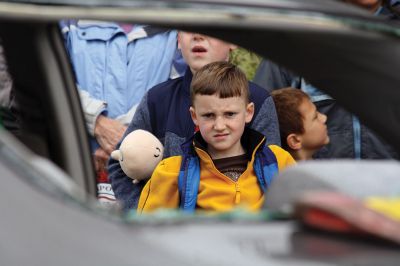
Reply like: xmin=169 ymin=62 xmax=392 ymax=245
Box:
xmin=202 ymin=113 xmax=214 ymax=119
xmin=226 ymin=112 xmax=236 ymax=117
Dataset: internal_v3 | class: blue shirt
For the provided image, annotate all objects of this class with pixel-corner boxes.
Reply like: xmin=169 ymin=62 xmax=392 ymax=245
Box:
xmin=63 ymin=21 xmax=184 ymax=150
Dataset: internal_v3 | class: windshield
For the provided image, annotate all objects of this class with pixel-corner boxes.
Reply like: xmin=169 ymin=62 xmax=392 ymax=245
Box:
xmin=0 ymin=2 xmax=400 ymax=263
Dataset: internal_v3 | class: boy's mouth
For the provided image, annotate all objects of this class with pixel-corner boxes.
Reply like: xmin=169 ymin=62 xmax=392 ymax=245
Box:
xmin=192 ymin=45 xmax=207 ymax=53
xmin=214 ymin=133 xmax=229 ymax=139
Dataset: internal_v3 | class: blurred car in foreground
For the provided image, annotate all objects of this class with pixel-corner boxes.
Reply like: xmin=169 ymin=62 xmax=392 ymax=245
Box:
xmin=0 ymin=0 xmax=400 ymax=265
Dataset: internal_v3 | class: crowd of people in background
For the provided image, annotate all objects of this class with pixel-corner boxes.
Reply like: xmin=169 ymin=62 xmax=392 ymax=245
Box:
xmin=65 ymin=0 xmax=400 ymax=212
xmin=1 ymin=0 xmax=399 ymax=213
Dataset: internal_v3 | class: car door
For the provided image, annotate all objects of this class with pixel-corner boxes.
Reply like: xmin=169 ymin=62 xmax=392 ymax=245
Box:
xmin=0 ymin=21 xmax=96 ymax=197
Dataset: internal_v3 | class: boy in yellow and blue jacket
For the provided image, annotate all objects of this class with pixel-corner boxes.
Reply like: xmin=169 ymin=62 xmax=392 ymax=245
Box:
xmin=138 ymin=62 xmax=295 ymax=213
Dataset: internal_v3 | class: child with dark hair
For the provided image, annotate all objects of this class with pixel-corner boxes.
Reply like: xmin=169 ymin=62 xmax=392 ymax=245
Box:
xmin=271 ymin=88 xmax=330 ymax=161
xmin=137 ymin=62 xmax=294 ymax=213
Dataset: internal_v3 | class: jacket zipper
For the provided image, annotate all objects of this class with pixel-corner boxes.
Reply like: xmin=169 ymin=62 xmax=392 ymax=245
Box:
xmin=234 ymin=183 xmax=241 ymax=204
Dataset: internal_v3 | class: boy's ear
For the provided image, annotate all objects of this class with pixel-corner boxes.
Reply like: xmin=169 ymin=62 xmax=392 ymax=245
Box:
xmin=229 ymin=43 xmax=238 ymax=51
xmin=189 ymin=106 xmax=198 ymax=126
xmin=287 ymin=133 xmax=302 ymax=150
xmin=245 ymin=102 xmax=255 ymax=123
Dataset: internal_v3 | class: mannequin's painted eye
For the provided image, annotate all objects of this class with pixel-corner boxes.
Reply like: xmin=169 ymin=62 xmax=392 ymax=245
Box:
xmin=154 ymin=147 xmax=161 ymax=158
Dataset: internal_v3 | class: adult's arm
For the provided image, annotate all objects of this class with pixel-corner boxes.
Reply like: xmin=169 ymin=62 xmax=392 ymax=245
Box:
xmin=78 ymin=89 xmax=107 ymax=136
xmin=63 ymin=22 xmax=127 ymax=154
xmin=108 ymin=94 xmax=152 ymax=211
xmin=79 ymin=89 xmax=127 ymax=154
xmin=94 ymin=115 xmax=127 ymax=155
xmin=61 ymin=22 xmax=106 ymax=138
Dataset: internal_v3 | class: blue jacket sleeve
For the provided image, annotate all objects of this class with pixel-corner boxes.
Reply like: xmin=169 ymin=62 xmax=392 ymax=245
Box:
xmin=108 ymin=93 xmax=152 ymax=211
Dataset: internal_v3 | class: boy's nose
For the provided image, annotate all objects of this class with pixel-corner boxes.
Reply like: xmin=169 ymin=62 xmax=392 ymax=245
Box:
xmin=214 ymin=117 xmax=226 ymax=131
xmin=319 ymin=112 xmax=327 ymax=123
xmin=192 ymin=33 xmax=205 ymax=41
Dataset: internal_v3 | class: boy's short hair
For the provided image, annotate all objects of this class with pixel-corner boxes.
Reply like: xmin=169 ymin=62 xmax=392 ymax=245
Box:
xmin=271 ymin=88 xmax=310 ymax=150
xmin=190 ymin=61 xmax=249 ymax=104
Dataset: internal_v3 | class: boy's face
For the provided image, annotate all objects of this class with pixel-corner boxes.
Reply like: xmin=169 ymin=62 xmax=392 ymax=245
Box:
xmin=298 ymin=98 xmax=330 ymax=152
xmin=178 ymin=32 xmax=237 ymax=73
xmin=190 ymin=95 xmax=254 ymax=159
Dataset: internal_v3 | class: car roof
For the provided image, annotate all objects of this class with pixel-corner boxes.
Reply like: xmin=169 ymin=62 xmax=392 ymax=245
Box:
xmin=0 ymin=0 xmax=379 ymax=21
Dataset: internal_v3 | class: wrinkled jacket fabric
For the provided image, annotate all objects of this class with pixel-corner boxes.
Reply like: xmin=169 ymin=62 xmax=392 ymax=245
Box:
xmin=137 ymin=128 xmax=295 ymax=213
xmin=109 ymin=69 xmax=281 ymax=211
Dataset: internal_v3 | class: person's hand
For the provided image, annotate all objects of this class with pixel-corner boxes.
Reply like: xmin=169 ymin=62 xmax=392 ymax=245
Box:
xmin=94 ymin=147 xmax=109 ymax=173
xmin=94 ymin=115 xmax=127 ymax=154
